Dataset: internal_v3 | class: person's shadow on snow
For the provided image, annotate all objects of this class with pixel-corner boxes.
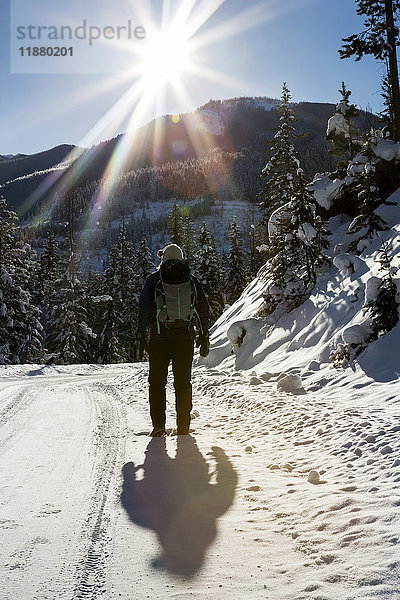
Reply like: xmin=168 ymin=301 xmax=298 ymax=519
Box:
xmin=121 ymin=436 xmax=237 ymax=577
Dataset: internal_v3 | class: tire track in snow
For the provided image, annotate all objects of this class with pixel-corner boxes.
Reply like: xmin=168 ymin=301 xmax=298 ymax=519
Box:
xmin=0 ymin=388 xmax=34 ymax=425
xmin=73 ymin=385 xmax=126 ymax=600
xmin=0 ymin=387 xmax=39 ymax=452
xmin=0 ymin=373 xmax=108 ymax=436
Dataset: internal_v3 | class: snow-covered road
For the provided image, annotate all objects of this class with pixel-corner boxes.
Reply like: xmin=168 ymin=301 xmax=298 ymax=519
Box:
xmin=1 ymin=364 xmax=399 ymax=600
xmin=0 ymin=370 xmax=126 ymax=599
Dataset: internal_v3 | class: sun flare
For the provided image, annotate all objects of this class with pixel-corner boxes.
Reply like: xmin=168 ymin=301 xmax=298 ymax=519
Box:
xmin=141 ymin=27 xmax=193 ymax=86
xmin=26 ymin=0 xmax=263 ymax=225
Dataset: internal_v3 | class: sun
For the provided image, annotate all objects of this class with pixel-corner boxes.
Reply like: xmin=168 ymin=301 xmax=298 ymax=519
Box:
xmin=29 ymin=0 xmax=258 ymax=224
xmin=140 ymin=26 xmax=193 ymax=87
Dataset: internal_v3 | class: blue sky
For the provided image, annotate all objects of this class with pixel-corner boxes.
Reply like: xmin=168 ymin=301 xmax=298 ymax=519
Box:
xmin=0 ymin=0 xmax=385 ymax=155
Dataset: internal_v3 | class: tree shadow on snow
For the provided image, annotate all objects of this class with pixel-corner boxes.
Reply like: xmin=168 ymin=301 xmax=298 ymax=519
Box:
xmin=27 ymin=368 xmax=45 ymax=376
xmin=120 ymin=436 xmax=237 ymax=578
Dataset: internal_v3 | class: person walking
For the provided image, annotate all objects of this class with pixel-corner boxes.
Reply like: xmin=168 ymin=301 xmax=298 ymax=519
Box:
xmin=136 ymin=244 xmax=210 ymax=437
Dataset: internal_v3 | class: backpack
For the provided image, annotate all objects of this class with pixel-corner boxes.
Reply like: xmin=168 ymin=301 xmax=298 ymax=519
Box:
xmin=154 ymin=260 xmax=198 ymax=333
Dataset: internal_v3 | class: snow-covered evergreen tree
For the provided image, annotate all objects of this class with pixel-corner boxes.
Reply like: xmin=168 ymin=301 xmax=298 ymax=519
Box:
xmin=100 ymin=316 xmax=125 ymax=363
xmin=46 ymin=262 xmax=95 ymax=364
xmin=0 ymin=197 xmax=43 ymax=364
xmin=289 ymin=170 xmax=331 ymax=288
xmin=379 ymin=68 xmax=396 ymax=136
xmin=86 ymin=266 xmax=104 ymax=298
xmin=92 ymin=295 xmax=125 ymax=364
xmin=137 ymin=237 xmax=155 ymax=289
xmin=84 ymin=268 xmax=111 ymax=363
xmin=45 ymin=194 xmax=95 ymax=364
xmin=83 ymin=267 xmax=127 ymax=364
xmin=38 ymin=228 xmax=61 ymax=334
xmin=182 ymin=214 xmax=196 ymax=265
xmin=364 ymin=240 xmax=399 ymax=340
xmin=258 ymin=83 xmax=301 ymax=228
xmin=347 ymin=135 xmax=391 ymax=252
xmin=260 ymin=202 xmax=296 ymax=314
xmin=262 ymin=170 xmax=330 ymax=313
xmin=0 ymin=197 xmax=17 ymax=269
xmin=0 ymin=266 xmax=15 ymax=364
xmin=225 ymin=217 xmax=246 ymax=305
xmin=39 ymin=229 xmax=61 ymax=290
xmin=168 ymin=200 xmax=184 ymax=247
xmin=13 ymin=240 xmax=43 ymax=363
xmin=248 ymin=223 xmax=268 ymax=279
xmin=105 ymin=223 xmax=140 ymax=361
xmin=326 ymin=82 xmax=360 ymax=176
xmin=195 ymin=222 xmax=225 ymax=323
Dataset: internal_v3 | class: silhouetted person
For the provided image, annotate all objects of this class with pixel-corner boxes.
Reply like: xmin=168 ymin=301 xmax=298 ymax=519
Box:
xmin=121 ymin=436 xmax=237 ymax=577
xmin=136 ymin=244 xmax=210 ymax=437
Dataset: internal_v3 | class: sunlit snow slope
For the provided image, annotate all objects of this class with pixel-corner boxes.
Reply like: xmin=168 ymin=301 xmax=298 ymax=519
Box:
xmin=201 ymin=190 xmax=400 ymax=390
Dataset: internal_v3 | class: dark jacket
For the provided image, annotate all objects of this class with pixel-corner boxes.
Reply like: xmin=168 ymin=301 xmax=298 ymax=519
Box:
xmin=137 ymin=267 xmax=210 ymax=340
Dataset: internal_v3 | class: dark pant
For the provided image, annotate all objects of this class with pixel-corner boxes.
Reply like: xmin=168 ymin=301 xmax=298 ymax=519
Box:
xmin=148 ymin=337 xmax=194 ymax=432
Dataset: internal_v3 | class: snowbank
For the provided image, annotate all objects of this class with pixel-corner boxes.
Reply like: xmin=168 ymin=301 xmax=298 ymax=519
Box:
xmin=373 ymin=138 xmax=400 ymax=161
xmin=333 ymin=253 xmax=365 ymax=277
xmin=276 ymin=373 xmax=303 ymax=393
xmin=342 ymin=319 xmax=371 ymax=346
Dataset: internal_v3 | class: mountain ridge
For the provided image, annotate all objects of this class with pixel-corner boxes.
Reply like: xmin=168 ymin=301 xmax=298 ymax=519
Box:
xmin=0 ymin=96 xmax=374 ymax=215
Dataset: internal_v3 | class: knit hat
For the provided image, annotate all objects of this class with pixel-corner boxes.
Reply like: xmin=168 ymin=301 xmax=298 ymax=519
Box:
xmin=158 ymin=243 xmax=184 ymax=263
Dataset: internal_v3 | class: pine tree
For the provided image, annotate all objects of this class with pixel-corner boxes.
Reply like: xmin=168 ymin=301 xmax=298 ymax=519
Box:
xmin=46 ymin=261 xmax=95 ymax=364
xmin=137 ymin=237 xmax=155 ymax=289
xmin=105 ymin=223 xmax=140 ymax=361
xmin=0 ymin=266 xmax=26 ymax=364
xmin=380 ymin=65 xmax=396 ymax=135
xmin=326 ymin=82 xmax=360 ymax=176
xmin=100 ymin=316 xmax=125 ymax=363
xmin=364 ymin=240 xmax=399 ymax=339
xmin=225 ymin=217 xmax=246 ymax=305
xmin=347 ymin=135 xmax=392 ymax=252
xmin=85 ymin=268 xmax=113 ymax=363
xmin=0 ymin=197 xmax=43 ymax=364
xmin=39 ymin=229 xmax=61 ymax=291
xmin=13 ymin=240 xmax=43 ymax=363
xmin=196 ymin=222 xmax=225 ymax=322
xmin=339 ymin=0 xmax=400 ymax=140
xmin=262 ymin=171 xmax=330 ymax=312
xmin=168 ymin=200 xmax=184 ymax=246
xmin=92 ymin=295 xmax=125 ymax=364
xmin=182 ymin=214 xmax=196 ymax=265
xmin=258 ymin=83 xmax=301 ymax=228
xmin=38 ymin=228 xmax=61 ymax=334
xmin=86 ymin=266 xmax=104 ymax=298
xmin=0 ymin=196 xmax=17 ymax=270
xmin=248 ymin=222 xmax=268 ymax=278
xmin=46 ymin=194 xmax=95 ymax=364
xmin=288 ymin=170 xmax=331 ymax=290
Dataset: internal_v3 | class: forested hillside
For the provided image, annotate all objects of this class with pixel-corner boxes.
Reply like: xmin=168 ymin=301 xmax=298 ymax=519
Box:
xmin=1 ymin=97 xmax=375 ymax=215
